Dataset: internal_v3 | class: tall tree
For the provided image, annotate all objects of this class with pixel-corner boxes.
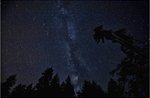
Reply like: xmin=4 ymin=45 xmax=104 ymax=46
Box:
xmin=93 ymin=26 xmax=149 ymax=97
xmin=50 ymin=74 xmax=61 ymax=97
xmin=10 ymin=84 xmax=26 ymax=97
xmin=107 ymin=78 xmax=123 ymax=97
xmin=61 ymin=76 xmax=75 ymax=97
xmin=24 ymin=84 xmax=35 ymax=97
xmin=35 ymin=67 xmax=54 ymax=97
xmin=78 ymin=80 xmax=105 ymax=97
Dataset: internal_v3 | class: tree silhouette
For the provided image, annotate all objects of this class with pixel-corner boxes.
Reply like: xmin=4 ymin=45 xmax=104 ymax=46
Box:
xmin=78 ymin=80 xmax=105 ymax=97
xmin=61 ymin=76 xmax=75 ymax=97
xmin=24 ymin=84 xmax=35 ymax=97
xmin=10 ymin=84 xmax=26 ymax=97
xmin=93 ymin=26 xmax=149 ymax=97
xmin=50 ymin=74 xmax=61 ymax=97
xmin=94 ymin=25 xmax=112 ymax=43
xmin=9 ymin=84 xmax=35 ymax=97
xmin=35 ymin=67 xmax=54 ymax=97
xmin=107 ymin=78 xmax=123 ymax=97
xmin=1 ymin=75 xmax=16 ymax=97
xmin=1 ymin=67 xmax=121 ymax=97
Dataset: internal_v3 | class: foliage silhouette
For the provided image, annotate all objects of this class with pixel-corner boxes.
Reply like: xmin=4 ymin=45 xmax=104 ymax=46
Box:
xmin=107 ymin=78 xmax=123 ymax=97
xmin=78 ymin=80 xmax=105 ymax=97
xmin=24 ymin=84 xmax=35 ymax=97
xmin=35 ymin=67 xmax=54 ymax=97
xmin=93 ymin=26 xmax=149 ymax=97
xmin=1 ymin=75 xmax=16 ymax=97
xmin=61 ymin=76 xmax=75 ymax=97
xmin=94 ymin=25 xmax=112 ymax=43
xmin=50 ymin=74 xmax=61 ymax=97
xmin=2 ymin=68 xmax=106 ymax=97
xmin=10 ymin=84 xmax=26 ymax=97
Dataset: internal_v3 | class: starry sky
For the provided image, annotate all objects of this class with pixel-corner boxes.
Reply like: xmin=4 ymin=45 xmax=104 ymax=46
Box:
xmin=2 ymin=0 xmax=149 ymax=91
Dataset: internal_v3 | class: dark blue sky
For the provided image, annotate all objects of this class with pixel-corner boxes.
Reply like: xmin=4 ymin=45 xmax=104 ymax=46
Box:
xmin=2 ymin=0 xmax=148 ymax=91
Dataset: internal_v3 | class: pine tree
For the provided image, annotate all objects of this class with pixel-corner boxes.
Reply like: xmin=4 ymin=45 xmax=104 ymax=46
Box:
xmin=50 ymin=74 xmax=61 ymax=97
xmin=93 ymin=26 xmax=149 ymax=97
xmin=61 ymin=76 xmax=75 ymax=97
xmin=107 ymin=79 xmax=123 ymax=97
xmin=10 ymin=84 xmax=26 ymax=97
xmin=35 ymin=67 xmax=53 ymax=97
xmin=78 ymin=80 xmax=105 ymax=97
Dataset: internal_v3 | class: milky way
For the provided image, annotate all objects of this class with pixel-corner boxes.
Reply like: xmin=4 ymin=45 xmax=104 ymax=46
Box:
xmin=2 ymin=0 xmax=148 ymax=91
xmin=55 ymin=0 xmax=89 ymax=90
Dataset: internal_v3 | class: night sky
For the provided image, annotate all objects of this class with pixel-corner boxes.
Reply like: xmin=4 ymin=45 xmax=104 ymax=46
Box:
xmin=2 ymin=0 xmax=148 ymax=91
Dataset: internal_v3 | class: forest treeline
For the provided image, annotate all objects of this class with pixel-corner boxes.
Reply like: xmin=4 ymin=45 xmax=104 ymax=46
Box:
xmin=2 ymin=26 xmax=149 ymax=97
xmin=2 ymin=67 xmax=123 ymax=97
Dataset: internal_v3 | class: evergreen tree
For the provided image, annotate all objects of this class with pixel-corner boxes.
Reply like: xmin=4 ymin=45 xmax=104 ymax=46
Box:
xmin=107 ymin=78 xmax=123 ymax=97
xmin=35 ymin=67 xmax=53 ymax=97
xmin=61 ymin=76 xmax=75 ymax=97
xmin=93 ymin=26 xmax=149 ymax=97
xmin=24 ymin=84 xmax=35 ymax=97
xmin=78 ymin=80 xmax=105 ymax=97
xmin=50 ymin=74 xmax=61 ymax=97
xmin=10 ymin=84 xmax=26 ymax=97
